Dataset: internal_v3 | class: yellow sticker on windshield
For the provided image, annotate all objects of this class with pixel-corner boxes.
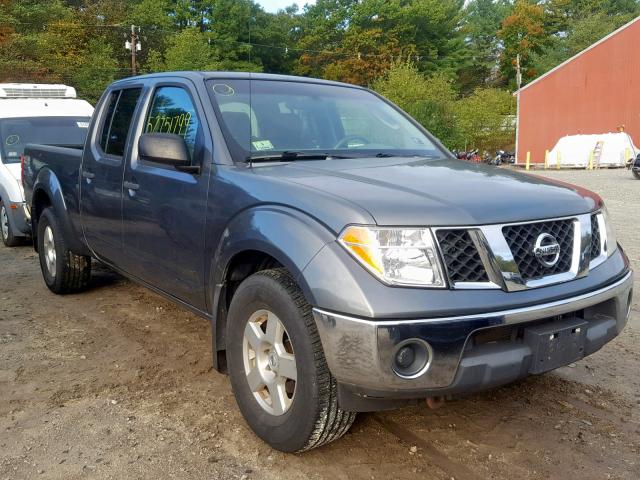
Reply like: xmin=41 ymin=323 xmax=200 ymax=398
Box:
xmin=252 ymin=140 xmax=274 ymax=151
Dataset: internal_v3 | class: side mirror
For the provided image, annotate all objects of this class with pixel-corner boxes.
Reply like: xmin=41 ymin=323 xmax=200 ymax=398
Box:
xmin=139 ymin=133 xmax=190 ymax=168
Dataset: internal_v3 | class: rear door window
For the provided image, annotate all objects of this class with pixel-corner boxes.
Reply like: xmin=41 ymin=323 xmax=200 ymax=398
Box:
xmin=99 ymin=88 xmax=142 ymax=157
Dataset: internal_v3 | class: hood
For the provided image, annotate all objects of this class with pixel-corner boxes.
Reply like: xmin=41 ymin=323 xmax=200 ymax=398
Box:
xmin=252 ymin=158 xmax=601 ymax=226
xmin=6 ymin=163 xmax=21 ymax=183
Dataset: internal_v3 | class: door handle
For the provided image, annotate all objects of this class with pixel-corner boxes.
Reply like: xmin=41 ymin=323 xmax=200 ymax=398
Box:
xmin=82 ymin=171 xmax=95 ymax=179
xmin=123 ymin=181 xmax=139 ymax=191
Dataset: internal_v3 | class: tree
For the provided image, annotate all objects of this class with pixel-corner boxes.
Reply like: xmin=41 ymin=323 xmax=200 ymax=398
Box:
xmin=373 ymin=62 xmax=460 ymax=146
xmin=498 ymin=0 xmax=548 ymax=88
xmin=72 ymin=39 xmax=119 ymax=103
xmin=296 ymin=0 xmax=470 ymax=87
xmin=455 ymin=87 xmax=515 ymax=152
xmin=162 ymin=28 xmax=221 ymax=71
xmin=459 ymin=0 xmax=512 ymax=92
xmin=531 ymin=0 xmax=639 ymax=78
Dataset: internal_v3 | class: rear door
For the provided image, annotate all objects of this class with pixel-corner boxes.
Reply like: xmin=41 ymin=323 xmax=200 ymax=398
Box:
xmin=121 ymin=80 xmax=211 ymax=308
xmin=80 ymin=87 xmax=143 ymax=264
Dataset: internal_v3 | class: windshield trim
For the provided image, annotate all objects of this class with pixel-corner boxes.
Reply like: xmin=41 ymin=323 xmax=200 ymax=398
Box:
xmin=205 ymin=78 xmax=449 ymax=165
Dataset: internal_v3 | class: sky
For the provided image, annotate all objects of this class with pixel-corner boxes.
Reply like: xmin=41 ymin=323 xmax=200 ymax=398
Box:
xmin=257 ymin=0 xmax=316 ymax=13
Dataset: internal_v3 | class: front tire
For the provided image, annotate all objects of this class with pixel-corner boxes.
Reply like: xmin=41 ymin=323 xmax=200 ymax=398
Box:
xmin=1 ymin=201 xmax=21 ymax=247
xmin=37 ymin=207 xmax=91 ymax=294
xmin=633 ymin=170 xmax=640 ymax=180
xmin=226 ymin=268 xmax=356 ymax=452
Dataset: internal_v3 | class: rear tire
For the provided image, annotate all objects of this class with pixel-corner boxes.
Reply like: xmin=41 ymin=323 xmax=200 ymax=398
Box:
xmin=37 ymin=207 xmax=91 ymax=294
xmin=633 ymin=170 xmax=640 ymax=180
xmin=1 ymin=201 xmax=21 ymax=247
xmin=226 ymin=268 xmax=356 ymax=452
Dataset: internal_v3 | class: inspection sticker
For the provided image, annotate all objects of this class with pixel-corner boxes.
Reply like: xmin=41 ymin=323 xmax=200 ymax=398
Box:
xmin=252 ymin=140 xmax=274 ymax=151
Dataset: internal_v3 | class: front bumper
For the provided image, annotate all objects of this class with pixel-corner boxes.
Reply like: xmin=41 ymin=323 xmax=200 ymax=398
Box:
xmin=5 ymin=201 xmax=31 ymax=236
xmin=313 ymin=270 xmax=633 ymax=401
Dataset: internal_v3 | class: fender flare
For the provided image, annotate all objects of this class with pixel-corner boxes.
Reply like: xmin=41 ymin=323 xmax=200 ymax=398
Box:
xmin=208 ymin=205 xmax=337 ymax=359
xmin=31 ymin=168 xmax=90 ymax=255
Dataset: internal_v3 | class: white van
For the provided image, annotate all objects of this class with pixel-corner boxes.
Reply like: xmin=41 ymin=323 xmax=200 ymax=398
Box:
xmin=0 ymin=84 xmax=93 ymax=246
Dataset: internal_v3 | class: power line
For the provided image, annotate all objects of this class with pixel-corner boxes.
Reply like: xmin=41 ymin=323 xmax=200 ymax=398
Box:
xmin=5 ymin=20 xmax=430 ymax=62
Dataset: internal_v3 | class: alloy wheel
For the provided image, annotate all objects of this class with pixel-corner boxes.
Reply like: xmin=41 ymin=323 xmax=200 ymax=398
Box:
xmin=242 ymin=309 xmax=297 ymax=416
xmin=43 ymin=225 xmax=56 ymax=278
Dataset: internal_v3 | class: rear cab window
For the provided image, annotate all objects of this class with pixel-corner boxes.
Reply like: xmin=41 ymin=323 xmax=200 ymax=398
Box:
xmin=0 ymin=117 xmax=90 ymax=164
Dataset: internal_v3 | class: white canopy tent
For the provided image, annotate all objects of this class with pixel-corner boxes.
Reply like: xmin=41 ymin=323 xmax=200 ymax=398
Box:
xmin=548 ymin=132 xmax=637 ymax=167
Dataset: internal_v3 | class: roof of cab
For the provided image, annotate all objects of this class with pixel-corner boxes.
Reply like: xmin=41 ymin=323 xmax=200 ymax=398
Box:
xmin=111 ymin=71 xmax=364 ymax=90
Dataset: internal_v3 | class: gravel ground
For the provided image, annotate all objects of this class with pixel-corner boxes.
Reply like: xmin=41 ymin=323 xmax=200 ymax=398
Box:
xmin=0 ymin=168 xmax=639 ymax=480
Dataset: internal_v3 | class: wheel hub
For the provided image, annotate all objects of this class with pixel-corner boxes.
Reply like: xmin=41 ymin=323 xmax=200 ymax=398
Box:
xmin=242 ymin=309 xmax=297 ymax=416
xmin=267 ymin=350 xmax=279 ymax=370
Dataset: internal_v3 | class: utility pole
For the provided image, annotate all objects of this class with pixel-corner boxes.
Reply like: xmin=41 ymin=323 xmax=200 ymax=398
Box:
xmin=125 ymin=25 xmax=141 ymax=76
xmin=514 ymin=54 xmax=522 ymax=165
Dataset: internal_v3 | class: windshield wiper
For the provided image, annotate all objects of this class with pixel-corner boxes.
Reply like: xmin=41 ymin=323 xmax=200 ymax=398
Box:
xmin=247 ymin=151 xmax=353 ymax=163
xmin=374 ymin=152 xmax=428 ymax=158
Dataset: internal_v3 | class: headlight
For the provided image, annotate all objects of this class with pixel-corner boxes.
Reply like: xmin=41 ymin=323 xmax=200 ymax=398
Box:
xmin=601 ymin=206 xmax=618 ymax=256
xmin=338 ymin=226 xmax=445 ymax=287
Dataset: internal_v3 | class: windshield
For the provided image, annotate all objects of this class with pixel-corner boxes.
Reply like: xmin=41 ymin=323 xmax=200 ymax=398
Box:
xmin=207 ymin=79 xmax=444 ymax=162
xmin=0 ymin=116 xmax=90 ymax=164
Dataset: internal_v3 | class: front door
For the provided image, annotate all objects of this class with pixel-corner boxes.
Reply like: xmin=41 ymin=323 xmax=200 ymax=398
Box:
xmin=80 ymin=87 xmax=142 ymax=264
xmin=121 ymin=83 xmax=210 ymax=308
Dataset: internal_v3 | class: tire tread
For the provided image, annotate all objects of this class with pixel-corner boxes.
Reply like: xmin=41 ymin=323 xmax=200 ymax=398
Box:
xmin=254 ymin=268 xmax=356 ymax=452
xmin=38 ymin=208 xmax=91 ymax=294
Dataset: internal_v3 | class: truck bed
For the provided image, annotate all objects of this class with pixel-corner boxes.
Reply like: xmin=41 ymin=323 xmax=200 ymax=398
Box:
xmin=23 ymin=144 xmax=83 ymax=217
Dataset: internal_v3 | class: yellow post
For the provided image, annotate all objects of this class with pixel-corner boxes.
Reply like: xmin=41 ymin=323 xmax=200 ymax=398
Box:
xmin=526 ymin=151 xmax=530 ymax=170
xmin=588 ymin=151 xmax=594 ymax=170
xmin=556 ymin=150 xmax=561 ymax=170
xmin=544 ymin=150 xmax=549 ymax=169
xmin=625 ymin=147 xmax=631 ymax=165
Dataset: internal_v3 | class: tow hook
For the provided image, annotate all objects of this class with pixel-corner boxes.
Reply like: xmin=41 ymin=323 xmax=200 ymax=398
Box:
xmin=426 ymin=396 xmax=445 ymax=409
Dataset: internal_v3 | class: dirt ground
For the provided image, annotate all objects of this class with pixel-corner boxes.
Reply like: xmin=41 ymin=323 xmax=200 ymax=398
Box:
xmin=1 ymin=168 xmax=639 ymax=480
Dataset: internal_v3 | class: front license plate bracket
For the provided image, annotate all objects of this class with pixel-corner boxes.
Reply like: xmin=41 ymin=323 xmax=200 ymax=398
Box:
xmin=524 ymin=317 xmax=588 ymax=374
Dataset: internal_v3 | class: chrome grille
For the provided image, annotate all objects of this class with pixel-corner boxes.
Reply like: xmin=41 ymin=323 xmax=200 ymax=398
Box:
xmin=502 ymin=220 xmax=574 ymax=281
xmin=436 ymin=230 xmax=489 ymax=283
xmin=590 ymin=214 xmax=601 ymax=259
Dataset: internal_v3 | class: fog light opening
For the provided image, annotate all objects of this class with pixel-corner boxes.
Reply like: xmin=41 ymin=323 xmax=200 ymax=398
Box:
xmin=392 ymin=339 xmax=432 ymax=379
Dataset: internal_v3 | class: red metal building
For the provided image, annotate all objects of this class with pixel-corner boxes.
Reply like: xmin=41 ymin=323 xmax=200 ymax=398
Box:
xmin=516 ymin=16 xmax=640 ymax=164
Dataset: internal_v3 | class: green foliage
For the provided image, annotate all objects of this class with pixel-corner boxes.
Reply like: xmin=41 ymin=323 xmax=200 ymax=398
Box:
xmin=498 ymin=0 xmax=548 ymax=88
xmin=531 ymin=1 xmax=638 ymax=77
xmin=163 ymin=28 xmax=220 ymax=71
xmin=373 ymin=61 xmax=515 ymax=151
xmin=72 ymin=39 xmax=119 ymax=103
xmin=373 ymin=62 xmax=460 ymax=146
xmin=455 ymin=87 xmax=515 ymax=152
xmin=459 ymin=0 xmax=512 ymax=92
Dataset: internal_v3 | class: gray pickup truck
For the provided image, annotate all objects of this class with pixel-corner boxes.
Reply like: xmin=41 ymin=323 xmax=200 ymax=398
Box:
xmin=23 ymin=72 xmax=633 ymax=452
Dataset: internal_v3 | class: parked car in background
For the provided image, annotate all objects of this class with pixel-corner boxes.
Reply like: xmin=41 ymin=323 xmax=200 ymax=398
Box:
xmin=23 ymin=72 xmax=633 ymax=453
xmin=0 ymin=84 xmax=93 ymax=246
xmin=631 ymin=153 xmax=640 ymax=179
